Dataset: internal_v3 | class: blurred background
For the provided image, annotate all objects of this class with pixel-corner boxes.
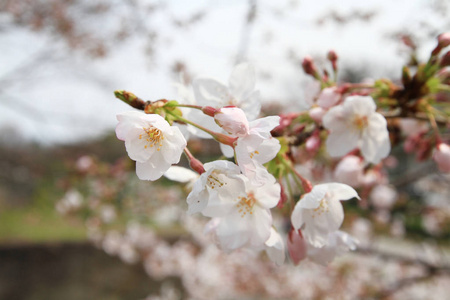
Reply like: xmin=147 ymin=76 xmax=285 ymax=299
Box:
xmin=0 ymin=0 xmax=449 ymax=299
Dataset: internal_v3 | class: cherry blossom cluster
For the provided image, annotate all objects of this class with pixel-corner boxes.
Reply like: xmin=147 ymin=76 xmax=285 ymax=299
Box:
xmin=111 ymin=33 xmax=450 ymax=266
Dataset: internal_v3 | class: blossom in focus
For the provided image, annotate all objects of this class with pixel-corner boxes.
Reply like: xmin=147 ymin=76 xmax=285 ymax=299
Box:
xmin=307 ymin=230 xmax=358 ymax=266
xmin=433 ymin=143 xmax=450 ymax=173
xmin=186 ymin=160 xmax=245 ymax=215
xmin=291 ymin=183 xmax=359 ymax=248
xmin=202 ymin=170 xmax=281 ymax=251
xmin=116 ymin=111 xmax=187 ymax=180
xmin=323 ymin=95 xmax=390 ymax=164
xmin=214 ymin=107 xmax=281 ymax=184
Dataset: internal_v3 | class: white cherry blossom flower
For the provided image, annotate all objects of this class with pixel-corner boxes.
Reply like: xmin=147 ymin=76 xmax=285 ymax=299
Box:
xmin=202 ymin=170 xmax=281 ymax=251
xmin=116 ymin=111 xmax=187 ymax=181
xmin=291 ymin=183 xmax=359 ymax=248
xmin=307 ymin=230 xmax=358 ymax=265
xmin=193 ymin=62 xmax=261 ymax=120
xmin=186 ymin=160 xmax=246 ymax=215
xmin=323 ymin=95 xmax=391 ymax=164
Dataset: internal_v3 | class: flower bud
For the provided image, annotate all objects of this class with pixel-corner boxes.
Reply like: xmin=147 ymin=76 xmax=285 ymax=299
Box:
xmin=327 ymin=50 xmax=338 ymax=72
xmin=438 ymin=32 xmax=450 ymax=48
xmin=309 ymin=107 xmax=326 ymax=123
xmin=433 ymin=143 xmax=450 ymax=173
xmin=302 ymin=56 xmax=319 ymax=79
xmin=287 ymin=228 xmax=307 ymax=265
xmin=214 ymin=107 xmax=249 ymax=137
xmin=202 ymin=106 xmax=219 ymax=117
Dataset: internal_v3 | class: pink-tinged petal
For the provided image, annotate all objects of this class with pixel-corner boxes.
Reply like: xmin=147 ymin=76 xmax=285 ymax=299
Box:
xmin=265 ymin=228 xmax=286 ymax=266
xmin=228 ymin=62 xmax=256 ymax=101
xmin=193 ymin=78 xmax=230 ymax=106
xmin=164 ymin=166 xmax=198 ymax=183
xmin=322 ymin=183 xmax=360 ymax=201
xmin=239 ymin=90 xmax=261 ymax=120
xmin=343 ymin=95 xmax=376 ymax=116
xmin=326 ymin=129 xmax=360 ymax=157
xmin=161 ymin=127 xmax=186 ymax=164
xmin=317 ymin=87 xmax=340 ymax=109
xmin=214 ymin=107 xmax=249 ymax=136
xmin=135 ymin=152 xmax=171 ymax=181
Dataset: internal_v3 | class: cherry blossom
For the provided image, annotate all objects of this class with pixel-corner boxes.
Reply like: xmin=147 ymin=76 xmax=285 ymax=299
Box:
xmin=291 ymin=183 xmax=359 ymax=248
xmin=186 ymin=160 xmax=245 ymax=215
xmin=323 ymin=95 xmax=391 ymax=164
xmin=333 ymin=155 xmax=364 ymax=187
xmin=116 ymin=111 xmax=187 ymax=181
xmin=201 ymin=170 xmax=281 ymax=251
xmin=193 ymin=63 xmax=261 ymax=120
xmin=316 ymin=87 xmax=340 ymax=109
xmin=214 ymin=107 xmax=281 ymax=184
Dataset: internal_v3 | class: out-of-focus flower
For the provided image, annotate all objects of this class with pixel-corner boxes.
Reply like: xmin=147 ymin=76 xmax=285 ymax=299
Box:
xmin=264 ymin=228 xmax=286 ymax=266
xmin=333 ymin=155 xmax=364 ymax=187
xmin=309 ymin=106 xmax=326 ymax=123
xmin=370 ymin=184 xmax=398 ymax=210
xmin=187 ymin=160 xmax=245 ymax=215
xmin=164 ymin=166 xmax=199 ymax=188
xmin=100 ymin=204 xmax=117 ymax=223
xmin=56 ymin=189 xmax=83 ymax=214
xmin=433 ymin=143 xmax=450 ymax=173
xmin=308 ymin=231 xmax=358 ymax=266
xmin=115 ymin=111 xmax=187 ymax=181
xmin=291 ymin=183 xmax=359 ymax=248
xmin=193 ymin=63 xmax=261 ymax=120
xmin=323 ymin=95 xmax=390 ymax=164
xmin=398 ymin=118 xmax=428 ymax=137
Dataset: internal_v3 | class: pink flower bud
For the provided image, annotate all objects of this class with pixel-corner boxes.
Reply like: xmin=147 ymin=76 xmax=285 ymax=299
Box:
xmin=214 ymin=107 xmax=249 ymax=137
xmin=438 ymin=32 xmax=450 ymax=48
xmin=305 ymin=134 xmax=321 ymax=153
xmin=202 ymin=106 xmax=219 ymax=117
xmin=433 ymin=143 xmax=450 ymax=173
xmin=302 ymin=56 xmax=319 ymax=78
xmin=316 ymin=87 xmax=340 ymax=109
xmin=287 ymin=228 xmax=308 ymax=265
xmin=309 ymin=107 xmax=326 ymax=123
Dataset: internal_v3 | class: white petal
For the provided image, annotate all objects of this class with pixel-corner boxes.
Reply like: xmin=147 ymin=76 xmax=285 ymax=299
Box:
xmin=253 ymin=179 xmax=281 ymax=209
xmin=135 ymin=153 xmax=171 ymax=181
xmin=343 ymin=95 xmax=376 ymax=116
xmin=193 ymin=78 xmax=230 ymax=106
xmin=265 ymin=228 xmax=286 ymax=266
xmin=164 ymin=166 xmax=198 ymax=183
xmin=220 ymin=143 xmax=235 ymax=158
xmin=228 ymin=62 xmax=256 ymax=101
xmin=322 ymin=183 xmax=360 ymax=201
xmin=249 ymin=116 xmax=281 ymax=134
xmin=322 ymin=106 xmax=347 ymax=132
xmin=161 ymin=126 xmax=186 ymax=164
xmin=325 ymin=129 xmax=360 ymax=157
xmin=361 ymin=113 xmax=390 ymax=164
xmin=238 ymin=90 xmax=261 ymax=120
